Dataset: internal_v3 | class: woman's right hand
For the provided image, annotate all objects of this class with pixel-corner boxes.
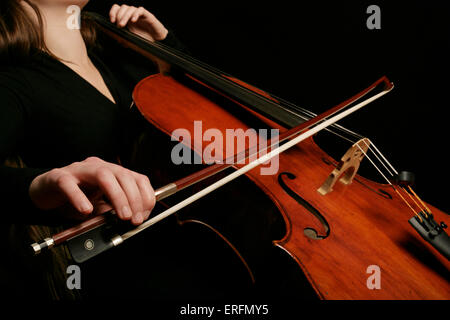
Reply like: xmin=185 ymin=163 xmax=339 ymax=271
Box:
xmin=29 ymin=157 xmax=155 ymax=225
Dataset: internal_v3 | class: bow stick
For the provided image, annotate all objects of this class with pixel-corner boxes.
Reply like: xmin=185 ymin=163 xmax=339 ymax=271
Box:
xmin=31 ymin=76 xmax=393 ymax=261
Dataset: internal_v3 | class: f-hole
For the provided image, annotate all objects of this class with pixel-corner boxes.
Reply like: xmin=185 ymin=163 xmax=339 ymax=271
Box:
xmin=278 ymin=172 xmax=330 ymax=240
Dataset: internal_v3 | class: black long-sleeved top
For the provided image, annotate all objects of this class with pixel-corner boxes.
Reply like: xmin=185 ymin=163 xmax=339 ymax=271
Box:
xmin=0 ymin=32 xmax=183 ymax=300
xmin=0 ymin=30 xmax=274 ymax=302
xmin=0 ymin=32 xmax=180 ymax=224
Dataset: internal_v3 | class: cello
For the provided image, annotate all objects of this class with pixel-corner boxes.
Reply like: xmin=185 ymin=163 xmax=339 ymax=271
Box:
xmin=31 ymin=12 xmax=449 ymax=300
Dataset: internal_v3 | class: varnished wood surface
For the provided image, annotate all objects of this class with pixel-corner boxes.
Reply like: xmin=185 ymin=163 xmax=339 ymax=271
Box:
xmin=133 ymin=73 xmax=449 ymax=299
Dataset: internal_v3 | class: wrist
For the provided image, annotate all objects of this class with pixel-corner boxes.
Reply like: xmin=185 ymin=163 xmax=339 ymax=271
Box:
xmin=29 ymin=172 xmax=46 ymax=208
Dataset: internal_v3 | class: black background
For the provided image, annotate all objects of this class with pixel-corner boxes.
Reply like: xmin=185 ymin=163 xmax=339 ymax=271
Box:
xmin=86 ymin=0 xmax=450 ymax=213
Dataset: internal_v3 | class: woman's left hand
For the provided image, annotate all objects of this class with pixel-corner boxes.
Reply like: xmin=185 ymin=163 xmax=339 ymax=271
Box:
xmin=109 ymin=4 xmax=168 ymax=42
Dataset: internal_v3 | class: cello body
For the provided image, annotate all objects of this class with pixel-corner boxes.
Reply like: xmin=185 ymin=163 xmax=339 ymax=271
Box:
xmin=48 ymin=12 xmax=449 ymax=300
xmin=131 ymin=73 xmax=450 ymax=299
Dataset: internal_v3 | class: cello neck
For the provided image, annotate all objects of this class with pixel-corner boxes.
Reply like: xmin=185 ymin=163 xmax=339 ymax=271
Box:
xmin=85 ymin=11 xmax=306 ymax=128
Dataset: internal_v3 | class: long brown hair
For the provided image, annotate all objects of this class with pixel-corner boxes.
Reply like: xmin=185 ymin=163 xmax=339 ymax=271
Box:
xmin=0 ymin=0 xmax=96 ymax=300
xmin=0 ymin=0 xmax=97 ymax=64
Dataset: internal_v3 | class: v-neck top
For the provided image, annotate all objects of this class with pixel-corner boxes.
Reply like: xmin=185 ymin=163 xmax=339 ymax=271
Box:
xmin=0 ymin=33 xmax=181 ymax=223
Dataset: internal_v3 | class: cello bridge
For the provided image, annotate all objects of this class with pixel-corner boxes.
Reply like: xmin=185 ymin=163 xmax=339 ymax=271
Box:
xmin=317 ymin=138 xmax=370 ymax=195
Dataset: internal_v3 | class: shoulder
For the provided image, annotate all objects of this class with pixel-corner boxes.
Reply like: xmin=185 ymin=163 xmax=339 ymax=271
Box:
xmin=0 ymin=63 xmax=37 ymax=117
xmin=0 ymin=51 xmax=54 ymax=84
xmin=0 ymin=64 xmax=33 ymax=92
xmin=0 ymin=53 xmax=52 ymax=101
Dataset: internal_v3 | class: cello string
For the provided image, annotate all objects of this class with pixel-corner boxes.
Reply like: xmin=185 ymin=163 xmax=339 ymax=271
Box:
xmin=360 ymin=138 xmax=424 ymax=215
xmin=258 ymin=104 xmax=358 ymax=144
xmin=265 ymin=104 xmax=360 ymax=144
xmin=152 ymin=37 xmax=370 ymax=142
xmin=33 ymin=101 xmax=355 ymax=251
xmin=151 ymin=35 xmax=393 ymax=172
xmin=355 ymin=144 xmax=423 ymax=220
xmin=106 ymin=19 xmax=367 ymax=146
xmin=156 ymin=38 xmax=428 ymax=221
xmin=363 ymin=140 xmax=396 ymax=177
xmin=280 ymin=104 xmax=364 ymax=141
xmin=393 ymin=188 xmax=422 ymax=222
xmin=118 ymin=85 xmax=393 ymax=242
xmin=365 ymin=140 xmax=398 ymax=175
xmin=259 ymin=96 xmax=366 ymax=140
xmin=323 ymin=129 xmax=356 ymax=144
xmin=400 ymin=186 xmax=429 ymax=217
xmin=355 ymin=145 xmax=395 ymax=188
xmin=152 ymin=30 xmax=430 ymax=220
xmin=156 ymin=38 xmax=411 ymax=205
xmin=152 ymin=34 xmax=368 ymax=159
xmin=155 ymin=32 xmax=436 ymax=224
xmin=408 ymin=186 xmax=432 ymax=214
xmin=362 ymin=141 xmax=431 ymax=218
xmin=166 ymin=44 xmax=366 ymax=142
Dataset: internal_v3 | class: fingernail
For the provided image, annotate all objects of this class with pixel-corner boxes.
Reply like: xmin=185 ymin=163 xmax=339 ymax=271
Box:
xmin=122 ymin=205 xmax=132 ymax=218
xmin=132 ymin=212 xmax=143 ymax=225
xmin=80 ymin=201 xmax=92 ymax=213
